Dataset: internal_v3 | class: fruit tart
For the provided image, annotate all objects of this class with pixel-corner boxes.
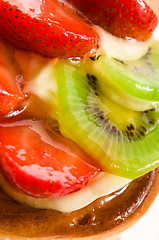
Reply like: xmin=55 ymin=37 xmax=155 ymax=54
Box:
xmin=0 ymin=0 xmax=158 ymax=239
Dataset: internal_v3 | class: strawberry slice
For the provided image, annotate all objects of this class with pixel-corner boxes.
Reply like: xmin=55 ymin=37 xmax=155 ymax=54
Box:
xmin=0 ymin=67 xmax=24 ymax=116
xmin=0 ymin=120 xmax=99 ymax=197
xmin=0 ymin=0 xmax=98 ymax=58
xmin=0 ymin=41 xmax=24 ymax=116
xmin=66 ymin=0 xmax=158 ymax=41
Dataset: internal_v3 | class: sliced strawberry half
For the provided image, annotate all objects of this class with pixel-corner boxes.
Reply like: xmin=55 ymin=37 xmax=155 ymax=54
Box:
xmin=0 ymin=67 xmax=24 ymax=116
xmin=66 ymin=0 xmax=158 ymax=41
xmin=0 ymin=0 xmax=98 ymax=58
xmin=0 ymin=40 xmax=24 ymax=116
xmin=0 ymin=120 xmax=99 ymax=197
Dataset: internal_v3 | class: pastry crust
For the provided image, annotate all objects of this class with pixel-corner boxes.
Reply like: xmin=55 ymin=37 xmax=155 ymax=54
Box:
xmin=0 ymin=168 xmax=158 ymax=239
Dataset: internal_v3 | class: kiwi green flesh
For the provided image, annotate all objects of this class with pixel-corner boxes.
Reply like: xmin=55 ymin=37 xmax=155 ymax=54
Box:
xmin=87 ymin=41 xmax=159 ymax=110
xmin=55 ymin=62 xmax=159 ymax=179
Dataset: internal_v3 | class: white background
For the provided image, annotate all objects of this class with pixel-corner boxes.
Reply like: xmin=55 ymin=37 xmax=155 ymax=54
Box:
xmin=120 ymin=195 xmax=159 ymax=240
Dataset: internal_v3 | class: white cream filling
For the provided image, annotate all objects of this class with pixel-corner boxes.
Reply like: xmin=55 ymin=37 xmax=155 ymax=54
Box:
xmin=96 ymin=26 xmax=151 ymax=61
xmin=0 ymin=120 xmax=131 ymax=213
xmin=9 ymin=25 xmax=157 ymax=212
xmin=0 ymin=172 xmax=131 ymax=213
xmin=23 ymin=58 xmax=58 ymax=102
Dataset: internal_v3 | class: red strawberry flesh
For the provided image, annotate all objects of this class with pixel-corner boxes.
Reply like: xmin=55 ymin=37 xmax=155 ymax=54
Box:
xmin=0 ymin=41 xmax=24 ymax=116
xmin=0 ymin=0 xmax=98 ymax=58
xmin=0 ymin=67 xmax=23 ymax=116
xmin=66 ymin=0 xmax=158 ymax=41
xmin=0 ymin=120 xmax=99 ymax=197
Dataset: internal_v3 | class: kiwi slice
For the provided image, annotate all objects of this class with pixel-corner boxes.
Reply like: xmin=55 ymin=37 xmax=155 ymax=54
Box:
xmin=85 ymin=41 xmax=159 ymax=111
xmin=55 ymin=61 xmax=159 ymax=179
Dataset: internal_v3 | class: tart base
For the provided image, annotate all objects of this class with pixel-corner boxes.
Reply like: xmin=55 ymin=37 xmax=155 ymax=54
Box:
xmin=0 ymin=169 xmax=158 ymax=239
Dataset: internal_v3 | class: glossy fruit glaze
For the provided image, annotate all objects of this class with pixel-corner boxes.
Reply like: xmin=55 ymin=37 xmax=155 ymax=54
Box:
xmin=0 ymin=168 xmax=158 ymax=239
xmin=0 ymin=0 xmax=98 ymax=58
xmin=0 ymin=0 xmax=158 ymax=202
xmin=0 ymin=120 xmax=99 ymax=197
xmin=66 ymin=0 xmax=158 ymax=41
xmin=0 ymin=37 xmax=100 ymax=198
